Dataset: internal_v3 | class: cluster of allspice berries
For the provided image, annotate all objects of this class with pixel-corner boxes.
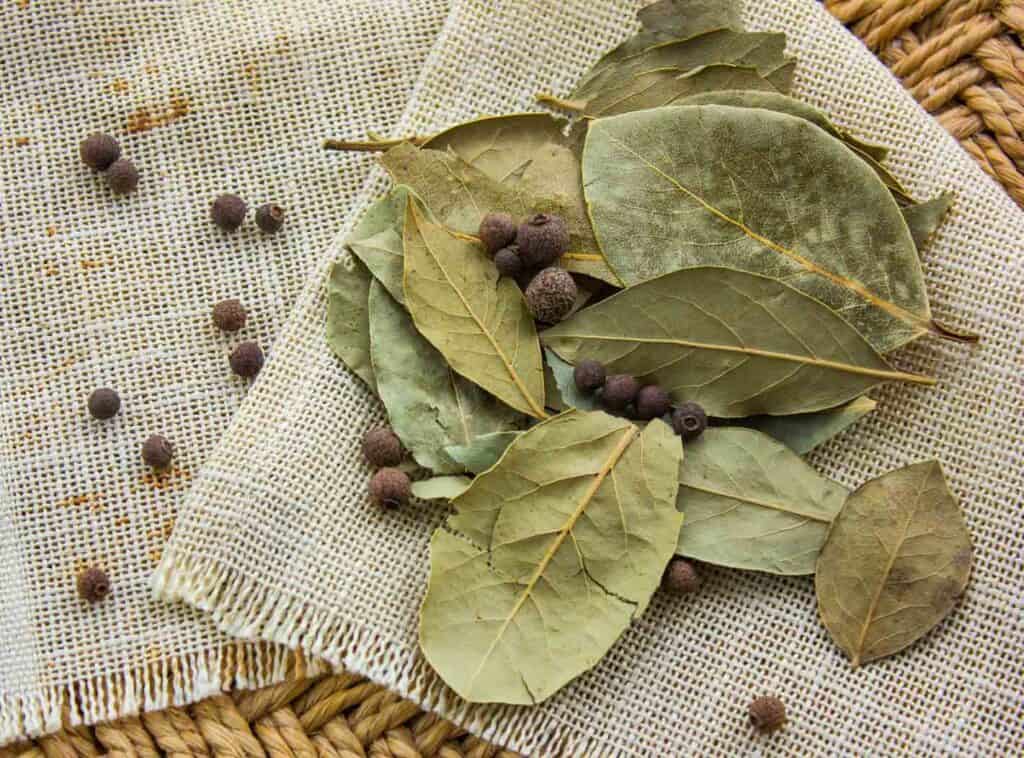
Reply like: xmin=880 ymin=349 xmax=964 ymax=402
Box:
xmin=79 ymin=132 xmax=138 ymax=195
xmin=478 ymin=211 xmax=577 ymax=324
xmin=361 ymin=426 xmax=411 ymax=509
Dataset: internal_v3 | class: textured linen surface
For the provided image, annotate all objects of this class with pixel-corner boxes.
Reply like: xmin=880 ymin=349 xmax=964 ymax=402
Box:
xmin=2 ymin=0 xmax=1021 ymax=755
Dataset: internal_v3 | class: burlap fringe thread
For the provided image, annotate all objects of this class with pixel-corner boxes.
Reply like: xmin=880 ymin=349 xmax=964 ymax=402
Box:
xmin=825 ymin=0 xmax=1024 ymax=207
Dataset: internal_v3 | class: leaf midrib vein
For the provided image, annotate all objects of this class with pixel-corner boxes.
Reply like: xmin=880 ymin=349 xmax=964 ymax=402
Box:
xmin=682 ymin=481 xmax=832 ymax=523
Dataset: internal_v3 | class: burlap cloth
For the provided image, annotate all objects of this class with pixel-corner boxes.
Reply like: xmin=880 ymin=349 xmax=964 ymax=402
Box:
xmin=2 ymin=0 xmax=1022 ymax=754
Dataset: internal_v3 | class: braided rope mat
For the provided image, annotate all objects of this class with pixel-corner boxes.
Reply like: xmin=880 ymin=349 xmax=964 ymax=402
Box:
xmin=2 ymin=3 xmax=1020 ymax=758
xmin=825 ymin=0 xmax=1024 ymax=206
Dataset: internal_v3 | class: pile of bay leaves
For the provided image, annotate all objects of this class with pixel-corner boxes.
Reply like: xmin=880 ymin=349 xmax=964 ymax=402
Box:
xmin=326 ymin=0 xmax=975 ymax=707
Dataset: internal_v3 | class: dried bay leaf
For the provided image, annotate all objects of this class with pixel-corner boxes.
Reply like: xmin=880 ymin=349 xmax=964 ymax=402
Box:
xmin=542 ymin=266 xmax=935 ymax=418
xmin=344 ymin=185 xmax=414 ymax=304
xmin=543 ymin=348 xmax=599 ymax=412
xmin=402 ymin=202 xmax=547 ymax=419
xmin=444 ymin=431 xmax=520 ymax=474
xmin=582 ymin=104 xmax=948 ymax=352
xmin=412 ymin=476 xmax=472 ymax=501
xmin=902 ymin=193 xmax=954 ymax=253
xmin=420 ymin=411 xmax=683 ymax=704
xmin=728 ymin=396 xmax=877 ymax=455
xmin=368 ymin=280 xmax=522 ymax=474
xmin=816 ymin=460 xmax=973 ymax=666
xmin=325 ymin=257 xmax=376 ymax=392
xmin=676 ymin=428 xmax=848 ymax=574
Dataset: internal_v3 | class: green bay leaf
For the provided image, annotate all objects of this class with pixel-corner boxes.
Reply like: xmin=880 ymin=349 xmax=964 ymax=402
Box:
xmin=902 ymin=192 xmax=954 ymax=253
xmin=444 ymin=431 xmax=520 ymax=474
xmin=344 ymin=186 xmax=413 ymax=304
xmin=420 ymin=411 xmax=683 ymax=704
xmin=677 ymin=428 xmax=848 ymax=574
xmin=402 ymin=202 xmax=547 ymax=419
xmin=815 ymin=460 xmax=973 ymax=666
xmin=369 ymin=280 xmax=522 ymax=474
xmin=412 ymin=476 xmax=472 ymax=501
xmin=728 ymin=396 xmax=877 ymax=455
xmin=582 ymin=104 xmax=938 ymax=352
xmin=541 ymin=266 xmax=934 ymax=418
xmin=325 ymin=257 xmax=376 ymax=392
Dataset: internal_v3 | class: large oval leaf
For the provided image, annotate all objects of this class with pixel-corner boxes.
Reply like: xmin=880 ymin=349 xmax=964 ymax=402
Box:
xmin=325 ymin=257 xmax=376 ymax=392
xmin=816 ymin=461 xmax=973 ymax=666
xmin=582 ymin=104 xmax=937 ymax=352
xmin=677 ymin=428 xmax=847 ymax=574
xmin=729 ymin=396 xmax=877 ymax=455
xmin=420 ymin=411 xmax=682 ymax=704
xmin=542 ymin=266 xmax=934 ymax=418
xmin=344 ymin=186 xmax=412 ymax=304
xmin=402 ymin=201 xmax=546 ymax=419
xmin=369 ymin=280 xmax=522 ymax=474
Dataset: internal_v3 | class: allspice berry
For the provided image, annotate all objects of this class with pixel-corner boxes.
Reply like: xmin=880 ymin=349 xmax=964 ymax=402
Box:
xmin=362 ymin=426 xmax=403 ymax=467
xmin=516 ymin=213 xmax=570 ymax=268
xmin=661 ymin=557 xmax=700 ymax=595
xmin=478 ymin=212 xmax=517 ymax=254
xmin=748 ymin=695 xmax=786 ymax=734
xmin=255 ymin=203 xmax=285 ymax=234
xmin=524 ymin=267 xmax=577 ymax=324
xmin=80 ymin=132 xmax=121 ymax=171
xmin=104 ymin=158 xmax=139 ymax=195
xmin=369 ymin=467 xmax=411 ymax=509
xmin=141 ymin=434 xmax=174 ymax=468
xmin=87 ymin=387 xmax=121 ymax=420
xmin=229 ymin=341 xmax=264 ymax=377
xmin=602 ymin=374 xmax=640 ymax=411
xmin=77 ymin=566 xmax=111 ymax=604
xmin=671 ymin=401 xmax=708 ymax=441
xmin=494 ymin=245 xmax=523 ymax=278
xmin=211 ymin=194 xmax=247 ymax=232
xmin=573 ymin=359 xmax=606 ymax=394
xmin=212 ymin=298 xmax=247 ymax=332
xmin=634 ymin=385 xmax=671 ymax=420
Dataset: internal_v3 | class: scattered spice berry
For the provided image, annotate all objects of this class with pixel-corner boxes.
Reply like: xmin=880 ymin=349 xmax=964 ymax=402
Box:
xmin=76 ymin=566 xmax=111 ymax=603
xmin=748 ymin=695 xmax=786 ymax=734
xmin=104 ymin=158 xmax=138 ymax=195
xmin=87 ymin=388 xmax=121 ymax=420
xmin=602 ymin=374 xmax=640 ymax=411
xmin=141 ymin=434 xmax=174 ymax=468
xmin=516 ymin=213 xmax=570 ymax=268
xmin=671 ymin=401 xmax=708 ymax=441
xmin=661 ymin=557 xmax=701 ymax=594
xmin=79 ymin=132 xmax=121 ymax=171
xmin=229 ymin=341 xmax=264 ymax=377
xmin=478 ymin=212 xmax=517 ymax=254
xmin=369 ymin=467 xmax=411 ymax=508
xmin=494 ymin=245 xmax=523 ymax=277
xmin=211 ymin=193 xmax=247 ymax=232
xmin=212 ymin=298 xmax=247 ymax=332
xmin=634 ymin=384 xmax=671 ymax=420
xmin=573 ymin=359 xmax=606 ymax=393
xmin=362 ymin=426 xmax=404 ymax=467
xmin=255 ymin=203 xmax=285 ymax=234
xmin=525 ymin=267 xmax=577 ymax=323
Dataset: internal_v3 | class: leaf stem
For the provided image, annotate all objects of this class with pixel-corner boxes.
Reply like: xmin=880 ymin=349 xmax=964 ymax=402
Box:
xmin=323 ymin=135 xmax=430 ymax=152
xmin=535 ymin=92 xmax=587 ymax=114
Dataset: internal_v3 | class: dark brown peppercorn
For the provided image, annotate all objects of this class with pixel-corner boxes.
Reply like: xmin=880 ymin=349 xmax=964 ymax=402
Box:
xmin=255 ymin=203 xmax=285 ymax=234
xmin=229 ymin=341 xmax=264 ymax=378
xmin=141 ymin=434 xmax=174 ymax=468
xmin=478 ymin=212 xmax=517 ymax=254
xmin=525 ymin=267 xmax=577 ymax=323
xmin=362 ymin=426 xmax=403 ymax=467
xmin=516 ymin=213 xmax=570 ymax=268
xmin=602 ymin=374 xmax=640 ymax=411
xmin=80 ymin=132 xmax=121 ymax=171
xmin=494 ymin=245 xmax=523 ymax=277
xmin=211 ymin=194 xmax=247 ymax=232
xmin=573 ymin=359 xmax=606 ymax=394
xmin=634 ymin=385 xmax=671 ymax=420
xmin=671 ymin=401 xmax=708 ymax=441
xmin=104 ymin=158 xmax=138 ymax=195
xmin=87 ymin=388 xmax=121 ymax=420
xmin=661 ymin=557 xmax=701 ymax=594
xmin=77 ymin=566 xmax=111 ymax=603
xmin=748 ymin=695 xmax=786 ymax=733
xmin=369 ymin=467 xmax=411 ymax=508
xmin=212 ymin=299 xmax=248 ymax=332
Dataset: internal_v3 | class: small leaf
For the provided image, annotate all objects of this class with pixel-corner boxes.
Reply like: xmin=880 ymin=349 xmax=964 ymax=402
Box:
xmin=729 ymin=396 xmax=877 ymax=455
xmin=542 ymin=266 xmax=934 ymax=418
xmin=325 ymin=257 xmax=376 ymax=392
xmin=412 ymin=476 xmax=472 ymax=501
xmin=368 ymin=280 xmax=522 ymax=474
xmin=402 ymin=201 xmax=547 ymax=419
xmin=420 ymin=411 xmax=683 ymax=704
xmin=344 ymin=186 xmax=414 ymax=304
xmin=676 ymin=428 xmax=848 ymax=574
xmin=444 ymin=431 xmax=520 ymax=474
xmin=902 ymin=193 xmax=953 ymax=253
xmin=815 ymin=461 xmax=973 ymax=666
xmin=543 ymin=348 xmax=599 ymax=411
